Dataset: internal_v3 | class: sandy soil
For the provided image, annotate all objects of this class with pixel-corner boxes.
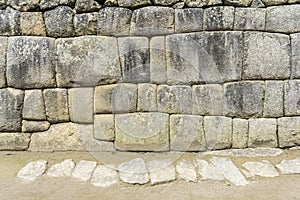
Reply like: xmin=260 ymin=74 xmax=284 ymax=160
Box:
xmin=1 ymin=150 xmax=300 ymax=200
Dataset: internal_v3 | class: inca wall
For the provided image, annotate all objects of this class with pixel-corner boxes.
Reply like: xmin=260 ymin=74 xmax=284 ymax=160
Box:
xmin=1 ymin=0 xmax=300 ymax=152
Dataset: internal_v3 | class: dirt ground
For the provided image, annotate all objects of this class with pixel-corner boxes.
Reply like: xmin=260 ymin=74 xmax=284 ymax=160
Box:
xmin=1 ymin=150 xmax=300 ymax=200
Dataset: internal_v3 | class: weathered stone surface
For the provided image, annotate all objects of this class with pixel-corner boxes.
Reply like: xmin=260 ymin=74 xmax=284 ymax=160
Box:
xmin=137 ymin=84 xmax=157 ymax=112
xmin=22 ymin=120 xmax=50 ymax=133
xmin=98 ymin=7 xmax=132 ymax=36
xmin=56 ymin=36 xmax=121 ymax=87
xmin=192 ymin=84 xmax=223 ymax=115
xmin=276 ymin=158 xmax=300 ymax=174
xmin=186 ymin=0 xmax=221 ymax=7
xmin=47 ymin=159 xmax=75 ymax=177
xmin=118 ymin=158 xmax=149 ymax=184
xmin=284 ymin=80 xmax=300 ymax=116
xmin=232 ymin=118 xmax=248 ymax=149
xmin=157 ymin=85 xmax=192 ymax=114
xmin=266 ymin=5 xmax=300 ymax=33
xmin=234 ymin=8 xmax=265 ymax=31
xmin=0 ymin=0 xmax=6 ymax=9
xmin=17 ymin=160 xmax=47 ymax=182
xmin=131 ymin=7 xmax=174 ymax=36
xmin=170 ymin=115 xmax=205 ymax=151
xmin=262 ymin=0 xmax=286 ymax=6
xmin=20 ymin=12 xmax=46 ymax=36
xmin=44 ymin=89 xmax=69 ymax=123
xmin=104 ymin=0 xmax=118 ymax=5
xmin=242 ymin=160 xmax=279 ymax=177
xmin=224 ymin=81 xmax=264 ymax=118
xmin=251 ymin=0 xmax=265 ymax=7
xmin=91 ymin=165 xmax=119 ymax=187
xmin=40 ymin=0 xmax=75 ymax=9
xmin=115 ymin=113 xmax=169 ymax=151
xmin=94 ymin=84 xmax=137 ymax=114
xmin=72 ymin=160 xmax=97 ymax=182
xmin=75 ymin=0 xmax=101 ymax=13
xmin=0 ymin=9 xmax=20 ymax=36
xmin=94 ymin=114 xmax=114 ymax=141
xmin=147 ymin=159 xmax=175 ymax=185
xmin=0 ymin=88 xmax=24 ymax=132
xmin=172 ymin=1 xmax=184 ymax=8
xmin=248 ymin=118 xmax=277 ymax=148
xmin=175 ymin=8 xmax=203 ymax=33
xmin=291 ymin=33 xmax=300 ymax=78
xmin=118 ymin=0 xmax=151 ymax=8
xmin=150 ymin=36 xmax=167 ymax=84
xmin=166 ymin=32 xmax=243 ymax=84
xmin=153 ymin=0 xmax=180 ymax=5
xmin=7 ymin=37 xmax=55 ymax=89
xmin=7 ymin=0 xmax=39 ymax=11
xmin=44 ymin=6 xmax=75 ymax=37
xmin=68 ymin=88 xmax=93 ymax=124
xmin=243 ymin=32 xmax=290 ymax=79
xmin=176 ymin=160 xmax=197 ymax=182
xmin=23 ymin=90 xmax=46 ymax=120
xmin=0 ymin=37 xmax=7 ymax=88
xmin=278 ymin=117 xmax=300 ymax=148
xmin=264 ymin=81 xmax=283 ymax=117
xmin=74 ymin=13 xmax=97 ymax=36
xmin=203 ymin=148 xmax=283 ymax=157
xmin=204 ymin=116 xmax=232 ymax=150
xmin=223 ymin=0 xmax=252 ymax=6
xmin=210 ymin=157 xmax=249 ymax=186
xmin=194 ymin=159 xmax=224 ymax=181
xmin=0 ymin=133 xmax=30 ymax=150
xmin=203 ymin=7 xmax=234 ymax=30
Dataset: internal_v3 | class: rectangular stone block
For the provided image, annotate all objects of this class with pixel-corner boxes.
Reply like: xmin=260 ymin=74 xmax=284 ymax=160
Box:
xmin=243 ymin=32 xmax=290 ymax=79
xmin=278 ymin=117 xmax=300 ymax=148
xmin=291 ymin=33 xmax=300 ymax=78
xmin=7 ymin=37 xmax=56 ymax=89
xmin=94 ymin=114 xmax=115 ymax=141
xmin=0 ymin=9 xmax=20 ymax=36
xmin=232 ymin=118 xmax=248 ymax=149
xmin=186 ymin=0 xmax=222 ymax=7
xmin=157 ymin=85 xmax=192 ymax=114
xmin=204 ymin=116 xmax=232 ymax=150
xmin=203 ymin=6 xmax=234 ymax=30
xmin=74 ymin=13 xmax=97 ymax=36
xmin=224 ymin=81 xmax=264 ymax=118
xmin=248 ymin=118 xmax=277 ymax=148
xmin=170 ymin=115 xmax=205 ymax=151
xmin=262 ymin=0 xmax=286 ymax=5
xmin=264 ymin=81 xmax=283 ymax=117
xmin=0 ymin=133 xmax=30 ymax=150
xmin=20 ymin=12 xmax=46 ymax=36
xmin=224 ymin=0 xmax=252 ymax=6
xmin=0 ymin=37 xmax=7 ymax=88
xmin=115 ymin=113 xmax=169 ymax=151
xmin=118 ymin=0 xmax=151 ymax=8
xmin=192 ymin=84 xmax=223 ymax=115
xmin=23 ymin=90 xmax=46 ymax=120
xmin=234 ymin=8 xmax=265 ymax=31
xmin=137 ymin=84 xmax=157 ymax=112
xmin=175 ymin=8 xmax=203 ymax=33
xmin=284 ymin=80 xmax=300 ymax=116
xmin=150 ymin=36 xmax=167 ymax=84
xmin=22 ymin=120 xmax=50 ymax=133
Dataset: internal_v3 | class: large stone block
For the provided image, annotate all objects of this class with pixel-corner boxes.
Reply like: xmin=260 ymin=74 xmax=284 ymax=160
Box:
xmin=248 ymin=118 xmax=277 ymax=148
xmin=224 ymin=81 xmax=264 ymax=118
xmin=266 ymin=5 xmax=300 ymax=33
xmin=284 ymin=80 xmax=300 ymax=116
xmin=0 ymin=133 xmax=30 ymax=150
xmin=291 ymin=33 xmax=300 ymax=78
xmin=203 ymin=7 xmax=234 ymax=30
xmin=22 ymin=90 xmax=46 ymax=120
xmin=278 ymin=117 xmax=300 ymax=148
xmin=204 ymin=116 xmax=232 ymax=150
xmin=44 ymin=6 xmax=75 ymax=37
xmin=186 ymin=0 xmax=221 ymax=7
xmin=74 ymin=13 xmax=97 ymax=36
xmin=0 ymin=88 xmax=24 ymax=132
xmin=166 ymin=32 xmax=243 ymax=84
xmin=175 ymin=8 xmax=203 ymax=33
xmin=243 ymin=32 xmax=290 ymax=79
xmin=192 ymin=84 xmax=223 ymax=115
xmin=150 ymin=36 xmax=167 ymax=84
xmin=264 ymin=81 xmax=283 ymax=117
xmin=137 ymin=84 xmax=157 ymax=112
xmin=22 ymin=120 xmax=50 ymax=133
xmin=0 ymin=37 xmax=7 ymax=88
xmin=7 ymin=37 xmax=56 ymax=89
xmin=0 ymin=9 xmax=20 ymax=36
xmin=232 ymin=118 xmax=248 ymax=149
xmin=170 ymin=115 xmax=205 ymax=151
xmin=131 ymin=7 xmax=174 ymax=36
xmin=7 ymin=0 xmax=39 ymax=11
xmin=98 ymin=7 xmax=131 ymax=36
xmin=118 ymin=0 xmax=151 ymax=8
xmin=115 ymin=113 xmax=169 ymax=151
xmin=234 ymin=8 xmax=265 ymax=31
xmin=157 ymin=85 xmax=192 ymax=114
xmin=56 ymin=36 xmax=121 ymax=87
xmin=94 ymin=114 xmax=115 ymax=141
xmin=118 ymin=37 xmax=150 ymax=83
xmin=20 ymin=12 xmax=46 ymax=36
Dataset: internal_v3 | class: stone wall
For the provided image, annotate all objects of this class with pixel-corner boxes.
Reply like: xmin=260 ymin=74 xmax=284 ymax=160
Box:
xmin=1 ymin=0 xmax=300 ymax=152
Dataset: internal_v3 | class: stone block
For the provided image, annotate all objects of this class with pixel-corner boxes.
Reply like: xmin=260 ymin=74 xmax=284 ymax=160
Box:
xmin=56 ymin=36 xmax=121 ymax=87
xmin=0 ymin=9 xmax=20 ymax=36
xmin=7 ymin=37 xmax=56 ymax=89
xmin=94 ymin=114 xmax=115 ymax=141
xmin=157 ymin=85 xmax=192 ymax=114
xmin=0 ymin=133 xmax=30 ymax=150
xmin=262 ymin=0 xmax=287 ymax=6
xmin=278 ymin=117 xmax=300 ymax=148
xmin=291 ymin=33 xmax=300 ymax=78
xmin=284 ymin=80 xmax=300 ymax=116
xmin=118 ymin=158 xmax=149 ymax=184
xmin=22 ymin=120 xmax=50 ymax=133
xmin=115 ymin=113 xmax=169 ymax=151
xmin=40 ymin=0 xmax=75 ymax=10
xmin=195 ymin=159 xmax=224 ymax=181
xmin=137 ymin=84 xmax=157 ymax=112
xmin=204 ymin=116 xmax=232 ymax=150
xmin=251 ymin=0 xmax=265 ymax=7
xmin=203 ymin=6 xmax=234 ymax=30
xmin=131 ymin=7 xmax=174 ymax=36
xmin=264 ymin=81 xmax=283 ymax=117
xmin=170 ymin=115 xmax=205 ymax=151
xmin=7 ymin=0 xmax=39 ymax=11
xmin=0 ymin=0 xmax=6 ymax=9
xmin=72 ymin=160 xmax=97 ymax=182
xmin=17 ymin=160 xmax=47 ymax=182
xmin=150 ymin=36 xmax=167 ymax=84
xmin=0 ymin=88 xmax=24 ymax=132
xmin=0 ymin=37 xmax=7 ymax=88
xmin=22 ymin=90 xmax=46 ymax=120
xmin=176 ymin=160 xmax=197 ymax=182
xmin=186 ymin=0 xmax=222 ymax=7
xmin=175 ymin=8 xmax=203 ymax=33
xmin=223 ymin=0 xmax=252 ymax=6
xmin=242 ymin=160 xmax=279 ymax=177
xmin=192 ymin=84 xmax=223 ymax=115
xmin=147 ymin=159 xmax=176 ymax=185
xmin=75 ymin=0 xmax=101 ymax=13
xmin=20 ymin=12 xmax=46 ymax=36
xmin=44 ymin=89 xmax=69 ymax=123
xmin=248 ymin=118 xmax=277 ymax=148
xmin=98 ymin=7 xmax=132 ymax=36
xmin=118 ymin=0 xmax=151 ymax=8
xmin=74 ymin=13 xmax=98 ymax=36
xmin=44 ymin=6 xmax=75 ymax=37
xmin=91 ymin=165 xmax=119 ymax=187
xmin=153 ymin=0 xmax=180 ymax=5
xmin=47 ymin=159 xmax=75 ymax=178
xmin=266 ymin=5 xmax=300 ymax=33
xmin=232 ymin=118 xmax=248 ymax=149
xmin=243 ymin=32 xmax=290 ymax=79
xmin=224 ymin=81 xmax=264 ymax=118
xmin=234 ymin=8 xmax=265 ymax=31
